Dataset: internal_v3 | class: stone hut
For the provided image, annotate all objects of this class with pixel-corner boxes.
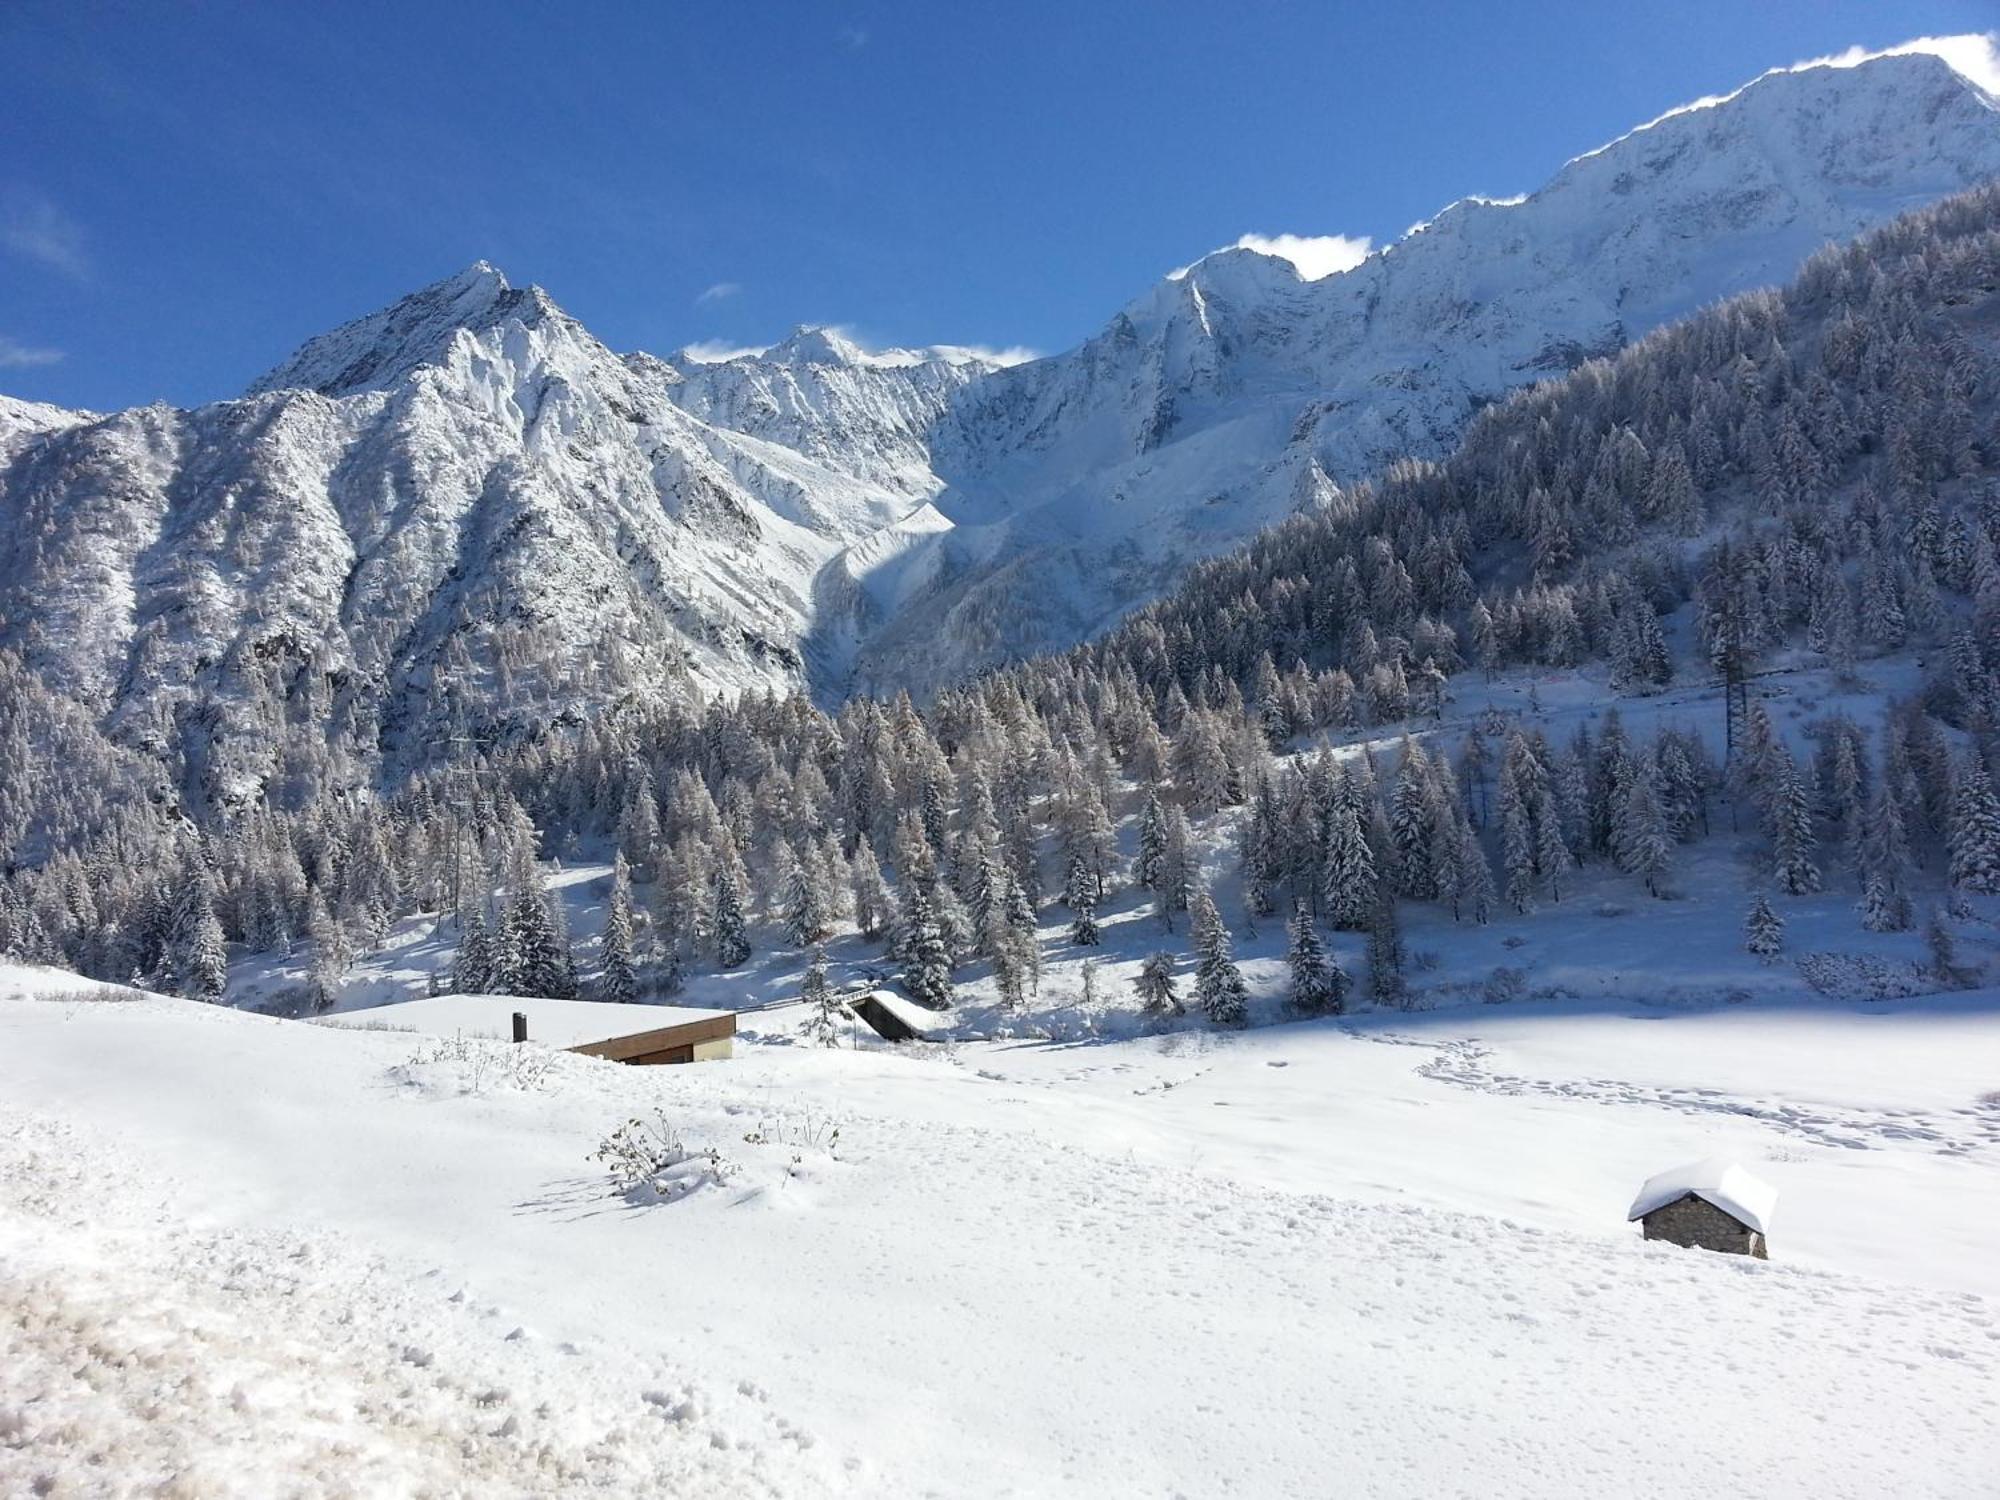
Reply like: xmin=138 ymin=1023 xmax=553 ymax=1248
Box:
xmin=1627 ymin=1158 xmax=1776 ymax=1258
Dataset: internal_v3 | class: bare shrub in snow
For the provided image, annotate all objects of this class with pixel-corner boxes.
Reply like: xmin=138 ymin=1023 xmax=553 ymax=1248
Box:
xmin=592 ymin=1111 xmax=732 ymax=1201
xmin=393 ymin=1032 xmax=556 ymax=1094
xmin=43 ymin=983 xmax=145 ymax=1005
xmin=742 ymin=1112 xmax=844 ymax=1178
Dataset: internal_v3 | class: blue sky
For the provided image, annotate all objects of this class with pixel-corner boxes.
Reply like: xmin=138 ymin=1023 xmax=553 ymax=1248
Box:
xmin=3 ymin=1 xmax=1996 ymax=411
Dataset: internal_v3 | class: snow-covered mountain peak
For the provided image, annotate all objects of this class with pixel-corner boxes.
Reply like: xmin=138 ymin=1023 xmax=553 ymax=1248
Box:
xmin=243 ymin=260 xmax=572 ymax=399
xmin=765 ymin=325 xmax=869 ymax=368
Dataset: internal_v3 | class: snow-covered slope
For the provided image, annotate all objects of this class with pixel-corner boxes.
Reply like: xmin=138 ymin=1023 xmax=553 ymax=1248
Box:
xmin=858 ymin=49 xmax=2000 ymax=689
xmin=1 ymin=47 xmax=1996 ymax=796
xmin=3 ymin=968 xmax=1996 ymax=1496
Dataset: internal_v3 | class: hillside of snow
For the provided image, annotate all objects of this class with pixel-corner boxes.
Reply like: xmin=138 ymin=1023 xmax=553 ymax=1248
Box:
xmin=2 ymin=962 xmax=1995 ymax=1497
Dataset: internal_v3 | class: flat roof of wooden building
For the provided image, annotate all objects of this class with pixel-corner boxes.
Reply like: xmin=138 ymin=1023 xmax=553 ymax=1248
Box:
xmin=325 ymin=994 xmax=735 ymax=1058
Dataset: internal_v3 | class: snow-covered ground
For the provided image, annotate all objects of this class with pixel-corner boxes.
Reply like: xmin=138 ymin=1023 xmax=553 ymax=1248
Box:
xmin=4 ymin=962 xmax=1996 ymax=1497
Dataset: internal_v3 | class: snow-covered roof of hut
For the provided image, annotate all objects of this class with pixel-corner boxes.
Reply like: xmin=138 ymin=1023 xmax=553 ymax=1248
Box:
xmin=844 ymin=988 xmax=950 ymax=1037
xmin=1627 ymin=1158 xmax=1777 ymax=1234
xmin=325 ymin=994 xmax=732 ymax=1051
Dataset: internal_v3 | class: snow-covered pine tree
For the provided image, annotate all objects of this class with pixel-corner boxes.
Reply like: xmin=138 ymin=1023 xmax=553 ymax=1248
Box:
xmin=1063 ymin=852 xmax=1101 ymax=945
xmin=1004 ymin=869 xmax=1042 ymax=999
xmin=1744 ymin=894 xmax=1785 ymax=961
xmin=799 ymin=944 xmax=841 ymax=1046
xmin=782 ymin=842 xmax=832 ymax=947
xmin=1322 ymin=801 xmax=1377 ymax=930
xmin=849 ymin=836 xmax=894 ymax=940
xmin=898 ymin=882 xmax=954 ymax=1011
xmin=451 ymin=902 xmax=493 ymax=992
xmin=1157 ymin=805 xmax=1194 ymax=930
xmin=1947 ymin=754 xmax=2000 ymax=894
xmin=1925 ymin=907 xmax=1962 ymax=982
xmin=712 ymin=866 xmax=751 ymax=969
xmin=1857 ymin=873 xmax=1911 ymax=934
xmin=1136 ymin=792 xmax=1168 ymax=891
xmin=504 ymin=882 xmax=576 ymax=998
xmin=1365 ymin=896 xmax=1405 ymax=1007
xmin=600 ymin=853 xmax=639 ymax=1003
xmin=1285 ymin=903 xmax=1342 ymax=1016
xmin=1610 ymin=751 xmax=1674 ymax=897
xmin=167 ymin=865 xmax=229 ymax=1004
xmin=1190 ymin=885 xmax=1249 ymax=1028
xmin=1134 ymin=950 xmax=1182 ymax=1018
xmin=1769 ymin=751 xmax=1823 ymax=895
xmin=306 ymin=886 xmax=349 ymax=1011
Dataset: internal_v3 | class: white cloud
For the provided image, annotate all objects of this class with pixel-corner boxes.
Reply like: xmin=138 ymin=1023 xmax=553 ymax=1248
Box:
xmin=1175 ymin=232 xmax=1374 ymax=282
xmin=677 ymin=340 xmax=770 ymax=364
xmin=1229 ymin=233 xmax=1373 ymax=280
xmin=694 ymin=281 xmax=741 ymax=307
xmin=837 ymin=25 xmax=868 ymax=52
xmin=0 ymin=193 xmax=89 ymax=279
xmin=0 ymin=335 xmax=64 ymax=369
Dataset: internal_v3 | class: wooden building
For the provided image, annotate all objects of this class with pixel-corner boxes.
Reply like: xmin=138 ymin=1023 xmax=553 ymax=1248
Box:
xmin=327 ymin=994 xmax=735 ymax=1065
xmin=839 ymin=987 xmax=949 ymax=1043
xmin=1627 ymin=1158 xmax=1775 ymax=1258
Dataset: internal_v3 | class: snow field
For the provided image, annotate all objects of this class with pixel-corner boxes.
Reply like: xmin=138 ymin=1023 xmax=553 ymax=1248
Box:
xmin=0 ymin=1104 xmax=837 ymax=1499
xmin=4 ymin=979 xmax=1998 ymax=1497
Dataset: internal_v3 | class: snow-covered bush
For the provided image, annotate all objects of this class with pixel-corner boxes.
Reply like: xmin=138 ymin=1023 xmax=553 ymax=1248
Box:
xmin=592 ymin=1111 xmax=732 ymax=1201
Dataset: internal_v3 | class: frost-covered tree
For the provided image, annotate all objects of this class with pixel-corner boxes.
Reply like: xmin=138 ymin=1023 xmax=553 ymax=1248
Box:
xmin=849 ymin=836 xmax=894 ymax=941
xmin=306 ymin=886 xmax=349 ymax=1012
xmin=799 ymin=944 xmax=841 ymax=1046
xmin=1857 ymin=873 xmax=1911 ymax=934
xmin=1947 ymin=755 xmax=2000 ymax=894
xmin=1744 ymin=894 xmax=1785 ymax=961
xmin=898 ymin=883 xmax=954 ymax=1011
xmin=1769 ymin=751 xmax=1823 ymax=895
xmin=167 ymin=866 xmax=229 ymax=1004
xmin=1610 ymin=752 xmax=1674 ymax=896
xmin=1134 ymin=950 xmax=1182 ymax=1018
xmin=600 ymin=853 xmax=639 ymax=1003
xmin=1189 ymin=885 xmax=1248 ymax=1028
xmin=782 ymin=843 xmax=832 ymax=947
xmin=1156 ymin=805 xmax=1194 ymax=930
xmin=1063 ymin=852 xmax=1101 ymax=946
xmin=711 ymin=866 xmax=751 ymax=970
xmin=1365 ymin=897 xmax=1405 ymax=1007
xmin=1285 ymin=904 xmax=1343 ymax=1017
xmin=503 ymin=881 xmax=576 ymax=998
xmin=1322 ymin=801 xmax=1377 ymax=930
